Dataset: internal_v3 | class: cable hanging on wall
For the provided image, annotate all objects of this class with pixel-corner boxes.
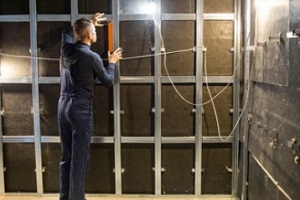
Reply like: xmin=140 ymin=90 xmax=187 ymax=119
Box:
xmin=0 ymin=21 xmax=254 ymax=143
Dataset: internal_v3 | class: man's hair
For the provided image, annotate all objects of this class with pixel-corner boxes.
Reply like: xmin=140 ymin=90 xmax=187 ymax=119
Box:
xmin=73 ymin=18 xmax=94 ymax=41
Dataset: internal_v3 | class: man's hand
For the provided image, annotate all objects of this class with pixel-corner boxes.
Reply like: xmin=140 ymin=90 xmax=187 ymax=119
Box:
xmin=92 ymin=13 xmax=106 ymax=27
xmin=108 ymin=48 xmax=123 ymax=64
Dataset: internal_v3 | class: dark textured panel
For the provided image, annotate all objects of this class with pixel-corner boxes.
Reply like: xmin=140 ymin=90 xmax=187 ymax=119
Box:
xmin=162 ymin=21 xmax=195 ymax=76
xmin=37 ymin=0 xmax=70 ymax=14
xmin=0 ymin=0 xmax=29 ymax=14
xmin=248 ymin=155 xmax=288 ymax=200
xmin=202 ymin=144 xmax=232 ymax=194
xmin=202 ymin=86 xmax=233 ymax=137
xmin=42 ymin=143 xmax=60 ymax=193
xmin=86 ymin=144 xmax=115 ymax=193
xmin=289 ymin=0 xmax=300 ymax=88
xmin=121 ymin=85 xmax=153 ymax=137
xmin=39 ymin=85 xmax=60 ymax=136
xmin=122 ymin=144 xmax=154 ymax=194
xmin=204 ymin=21 xmax=234 ymax=76
xmin=203 ymin=0 xmax=234 ymax=13
xmin=161 ymin=144 xmax=194 ymax=194
xmin=254 ymin=1 xmax=289 ymax=86
xmin=42 ymin=143 xmax=115 ymax=193
xmin=248 ymin=83 xmax=300 ymax=199
xmin=161 ymin=85 xmax=194 ymax=137
xmin=0 ymin=23 xmax=31 ymax=77
xmin=4 ymin=143 xmax=36 ymax=192
xmin=2 ymin=85 xmax=33 ymax=135
xmin=37 ymin=22 xmax=69 ymax=77
xmin=120 ymin=21 xmax=153 ymax=76
xmin=263 ymin=42 xmax=289 ymax=86
xmin=78 ymin=0 xmax=111 ymax=14
xmin=252 ymin=46 xmax=264 ymax=82
xmin=161 ymin=0 xmax=195 ymax=13
xmin=93 ymin=85 xmax=113 ymax=136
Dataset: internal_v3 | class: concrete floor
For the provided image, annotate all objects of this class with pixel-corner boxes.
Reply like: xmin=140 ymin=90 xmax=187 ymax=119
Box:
xmin=0 ymin=195 xmax=238 ymax=200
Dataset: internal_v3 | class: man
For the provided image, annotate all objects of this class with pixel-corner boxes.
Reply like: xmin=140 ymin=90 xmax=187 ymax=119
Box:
xmin=58 ymin=13 xmax=122 ymax=200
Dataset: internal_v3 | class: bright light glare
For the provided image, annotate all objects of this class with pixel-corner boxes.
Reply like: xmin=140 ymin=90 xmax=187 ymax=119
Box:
xmin=255 ymin=0 xmax=285 ymax=8
xmin=138 ymin=1 xmax=156 ymax=14
xmin=255 ymin=0 xmax=285 ymax=20
xmin=1 ymin=60 xmax=14 ymax=76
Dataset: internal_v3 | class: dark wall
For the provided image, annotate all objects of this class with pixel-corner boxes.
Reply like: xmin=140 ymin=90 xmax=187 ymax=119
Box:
xmin=246 ymin=0 xmax=300 ymax=199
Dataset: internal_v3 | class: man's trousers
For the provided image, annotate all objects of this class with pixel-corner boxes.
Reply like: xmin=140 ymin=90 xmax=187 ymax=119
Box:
xmin=58 ymin=95 xmax=93 ymax=200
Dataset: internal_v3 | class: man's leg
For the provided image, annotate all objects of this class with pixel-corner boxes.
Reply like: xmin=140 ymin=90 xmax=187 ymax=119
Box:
xmin=58 ymin=97 xmax=72 ymax=200
xmin=69 ymin=100 xmax=93 ymax=200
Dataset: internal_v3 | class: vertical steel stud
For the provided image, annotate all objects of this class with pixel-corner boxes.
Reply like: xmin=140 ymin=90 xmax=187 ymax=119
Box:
xmin=29 ymin=0 xmax=43 ymax=194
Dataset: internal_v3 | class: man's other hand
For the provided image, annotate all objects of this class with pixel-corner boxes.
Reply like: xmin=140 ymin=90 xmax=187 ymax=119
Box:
xmin=92 ymin=13 xmax=106 ymax=27
xmin=108 ymin=47 xmax=123 ymax=64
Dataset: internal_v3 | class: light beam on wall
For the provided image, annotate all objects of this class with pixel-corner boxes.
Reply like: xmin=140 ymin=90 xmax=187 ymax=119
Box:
xmin=1 ymin=60 xmax=14 ymax=76
xmin=255 ymin=0 xmax=285 ymax=8
xmin=138 ymin=1 xmax=156 ymax=15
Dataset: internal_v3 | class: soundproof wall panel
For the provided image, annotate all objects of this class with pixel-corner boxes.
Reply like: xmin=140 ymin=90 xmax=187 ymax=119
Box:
xmin=0 ymin=22 xmax=31 ymax=77
xmin=2 ymin=85 xmax=33 ymax=136
xmin=37 ymin=22 xmax=69 ymax=77
xmin=204 ymin=20 xmax=234 ymax=76
xmin=289 ymin=0 xmax=300 ymax=88
xmin=39 ymin=85 xmax=60 ymax=136
xmin=121 ymin=144 xmax=154 ymax=194
xmin=202 ymin=144 xmax=231 ymax=194
xmin=78 ymin=0 xmax=111 ymax=14
xmin=161 ymin=144 xmax=194 ymax=194
xmin=0 ymin=0 xmax=29 ymax=14
xmin=120 ymin=21 xmax=154 ymax=76
xmin=252 ymin=46 xmax=263 ymax=82
xmin=37 ymin=0 xmax=70 ymax=14
xmin=248 ymin=82 xmax=300 ymax=199
xmin=120 ymin=85 xmax=153 ymax=137
xmin=161 ymin=0 xmax=195 ymax=13
xmin=42 ymin=143 xmax=60 ymax=193
xmin=85 ymin=144 xmax=115 ymax=193
xmin=203 ymin=0 xmax=234 ymax=13
xmin=161 ymin=21 xmax=195 ymax=76
xmin=4 ymin=143 xmax=36 ymax=192
xmin=248 ymin=155 xmax=288 ymax=200
xmin=262 ymin=41 xmax=289 ymax=86
xmin=202 ymin=86 xmax=232 ymax=137
xmin=253 ymin=0 xmax=289 ymax=87
xmin=93 ymin=85 xmax=113 ymax=136
xmin=42 ymin=143 xmax=116 ymax=193
xmin=161 ymin=85 xmax=194 ymax=137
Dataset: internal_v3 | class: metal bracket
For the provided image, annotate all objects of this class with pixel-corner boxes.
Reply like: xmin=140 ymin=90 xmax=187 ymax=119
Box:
xmin=0 ymin=108 xmax=4 ymax=116
xmin=35 ymin=166 xmax=46 ymax=173
xmin=192 ymin=108 xmax=205 ymax=114
xmin=31 ymin=106 xmax=45 ymax=115
xmin=151 ymin=107 xmax=165 ymax=113
xmin=113 ymin=168 xmax=125 ymax=174
xmin=110 ymin=110 xmax=125 ymax=115
xmin=152 ymin=167 xmax=166 ymax=172
xmin=226 ymin=166 xmax=233 ymax=173
xmin=191 ymin=168 xmax=204 ymax=173
xmin=243 ymin=46 xmax=256 ymax=52
xmin=268 ymin=33 xmax=282 ymax=44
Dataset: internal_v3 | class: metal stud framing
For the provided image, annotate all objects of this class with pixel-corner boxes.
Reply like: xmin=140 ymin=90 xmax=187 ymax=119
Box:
xmin=0 ymin=0 xmax=243 ymax=198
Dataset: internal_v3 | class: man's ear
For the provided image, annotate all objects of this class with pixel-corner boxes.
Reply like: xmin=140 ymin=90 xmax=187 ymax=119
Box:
xmin=87 ymin=32 xmax=93 ymax=40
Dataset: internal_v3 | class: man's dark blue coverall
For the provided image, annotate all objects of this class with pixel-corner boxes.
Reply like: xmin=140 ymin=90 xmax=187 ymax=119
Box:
xmin=58 ymin=29 xmax=115 ymax=200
